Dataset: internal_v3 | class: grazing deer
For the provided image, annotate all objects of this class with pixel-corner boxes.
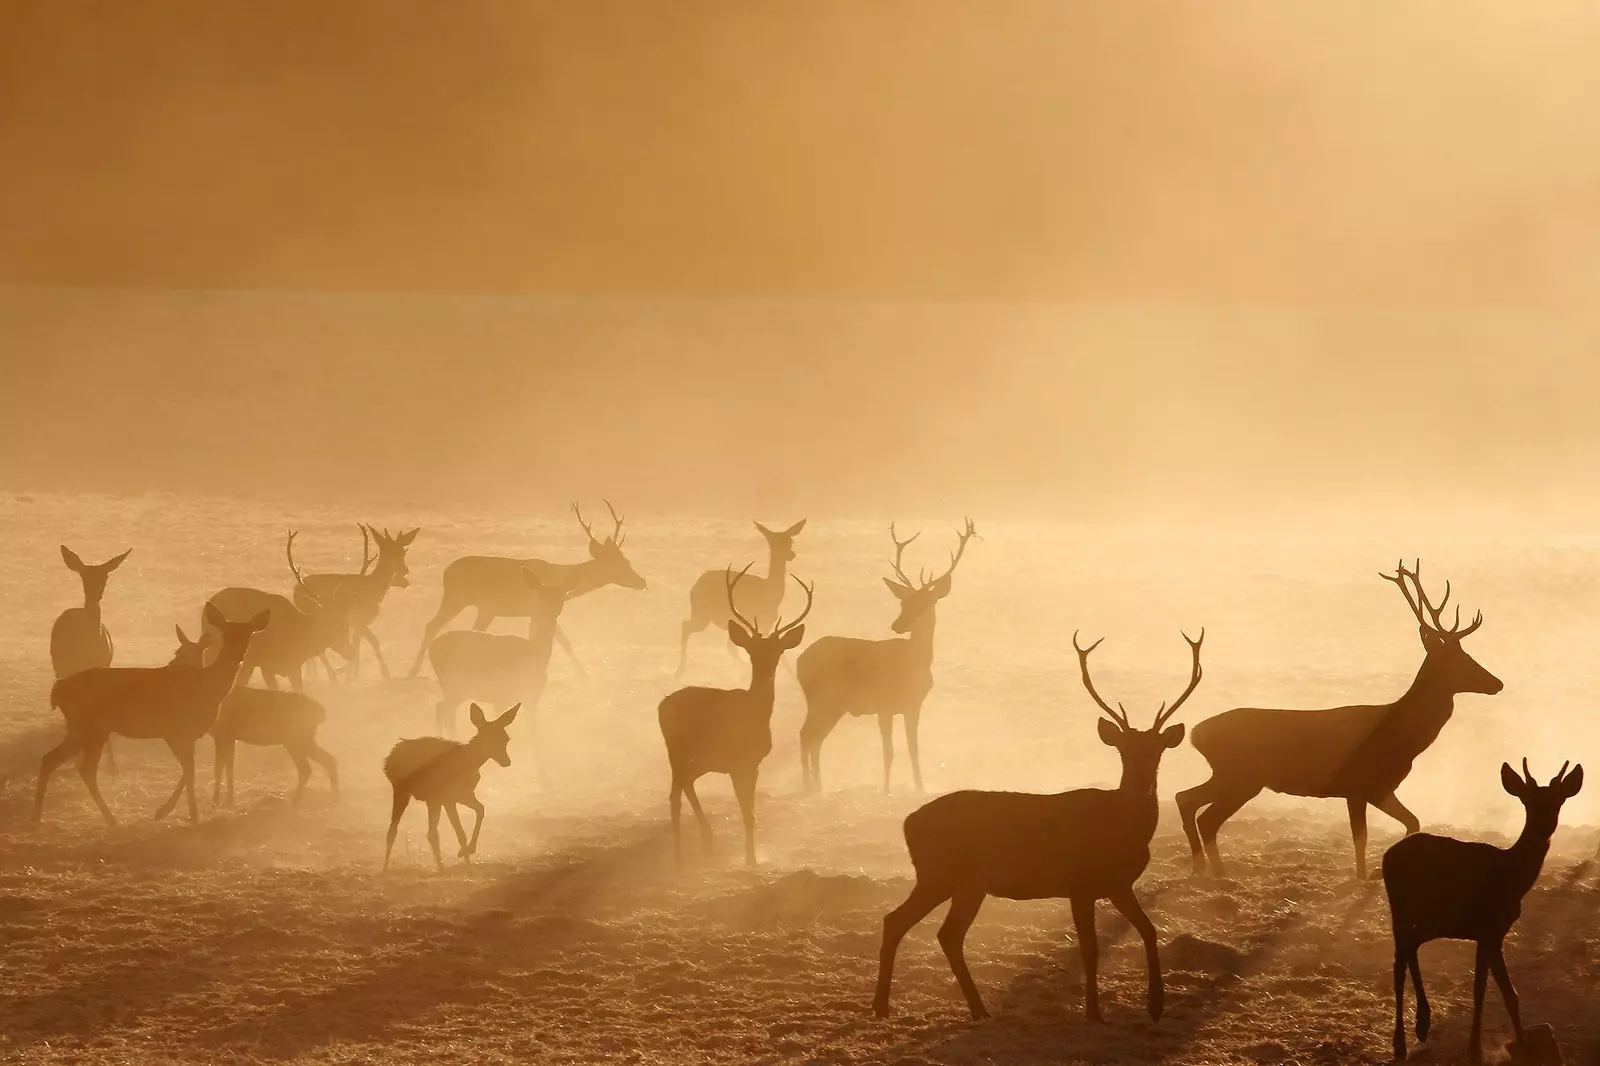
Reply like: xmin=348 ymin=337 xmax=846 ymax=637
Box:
xmin=407 ymin=500 xmax=645 ymax=680
xmin=297 ymin=524 xmax=419 ymax=684
xmin=1177 ymin=560 xmax=1502 ymax=881
xmin=168 ymin=628 xmax=339 ymax=808
xmin=50 ymin=545 xmax=131 ymax=775
xmin=382 ymin=702 xmax=519 ymax=871
xmin=797 ymin=518 xmax=976 ymax=794
xmin=674 ymin=519 xmax=805 ymax=678
xmin=36 ymin=605 xmax=270 ymax=826
xmin=659 ymin=565 xmax=813 ymax=865
xmin=874 ymin=629 xmax=1202 ymax=1023
xmin=204 ymin=532 xmax=356 ymax=693
xmin=428 ymin=570 xmax=569 ymax=785
xmin=1384 ymin=759 xmax=1581 ymax=1063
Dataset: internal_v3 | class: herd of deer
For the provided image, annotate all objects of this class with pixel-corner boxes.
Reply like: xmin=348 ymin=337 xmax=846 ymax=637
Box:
xmin=26 ymin=509 xmax=1591 ymax=1061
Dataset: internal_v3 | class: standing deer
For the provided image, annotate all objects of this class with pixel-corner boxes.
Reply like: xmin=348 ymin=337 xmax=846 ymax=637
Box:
xmin=874 ymin=629 xmax=1203 ymax=1023
xmin=35 ymin=605 xmax=270 ymax=826
xmin=674 ymin=519 xmax=805 ymax=678
xmin=296 ymin=524 xmax=419 ymax=684
xmin=659 ymin=565 xmax=813 ymax=866
xmin=382 ymin=702 xmax=519 ymax=871
xmin=1177 ymin=560 xmax=1502 ymax=881
xmin=407 ymin=500 xmax=645 ymax=679
xmin=50 ymin=545 xmax=131 ymax=775
xmin=204 ymin=532 xmax=356 ymax=692
xmin=797 ymin=518 xmax=976 ymax=794
xmin=1384 ymin=759 xmax=1581 ymax=1063
xmin=427 ymin=570 xmax=570 ymax=784
xmin=168 ymin=628 xmax=339 ymax=808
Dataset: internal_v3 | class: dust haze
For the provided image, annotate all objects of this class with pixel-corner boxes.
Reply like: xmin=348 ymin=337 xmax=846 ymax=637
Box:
xmin=2 ymin=4 xmax=1599 ymax=1065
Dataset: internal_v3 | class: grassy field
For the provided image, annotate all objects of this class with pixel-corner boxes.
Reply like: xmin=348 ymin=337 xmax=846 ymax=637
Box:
xmin=2 ymin=492 xmax=1598 ymax=1064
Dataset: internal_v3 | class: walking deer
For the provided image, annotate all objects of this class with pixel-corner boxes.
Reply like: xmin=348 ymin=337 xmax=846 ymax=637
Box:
xmin=675 ymin=519 xmax=805 ymax=678
xmin=1177 ymin=560 xmax=1502 ymax=881
xmin=874 ymin=629 xmax=1203 ymax=1023
xmin=407 ymin=500 xmax=645 ymax=679
xmin=169 ymin=628 xmax=339 ymax=808
xmin=204 ymin=532 xmax=356 ymax=693
xmin=296 ymin=524 xmax=419 ymax=684
xmin=427 ymin=570 xmax=570 ymax=784
xmin=797 ymin=518 xmax=976 ymax=794
xmin=659 ymin=565 xmax=812 ymax=866
xmin=50 ymin=545 xmax=131 ymax=775
xmin=1384 ymin=759 xmax=1581 ymax=1062
xmin=383 ymin=702 xmax=520 ymax=871
xmin=36 ymin=605 xmax=271 ymax=826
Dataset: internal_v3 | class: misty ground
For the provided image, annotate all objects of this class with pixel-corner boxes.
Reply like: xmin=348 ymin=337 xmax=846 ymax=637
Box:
xmin=3 ymin=492 xmax=1599 ymax=1065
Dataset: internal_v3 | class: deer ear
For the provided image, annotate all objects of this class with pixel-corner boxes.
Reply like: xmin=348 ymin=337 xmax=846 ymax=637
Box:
xmin=1160 ymin=723 xmax=1186 ymax=748
xmin=589 ymin=539 xmax=604 ymax=558
xmin=106 ymin=549 xmax=132 ymax=570
xmin=1097 ymin=719 xmax=1122 ymax=747
xmin=883 ymin=577 xmax=914 ymax=601
xmin=174 ymin=625 xmax=189 ymax=645
xmin=728 ymin=620 xmax=755 ymax=649
xmin=469 ymin=703 xmax=487 ymax=728
xmin=204 ymin=602 xmax=225 ymax=628
xmin=779 ymin=624 xmax=806 ymax=650
xmin=785 ymin=518 xmax=807 ymax=536
xmin=929 ymin=573 xmax=954 ymax=599
xmin=498 ymin=703 xmax=520 ymax=727
xmin=1558 ymin=765 xmax=1584 ymax=798
xmin=1500 ymin=762 xmax=1524 ymax=797
xmin=247 ymin=610 xmax=271 ymax=632
xmin=754 ymin=521 xmax=774 ymax=537
xmin=61 ymin=546 xmax=84 ymax=571
xmin=1419 ymin=625 xmax=1445 ymax=651
xmin=401 ymin=528 xmax=419 ymax=546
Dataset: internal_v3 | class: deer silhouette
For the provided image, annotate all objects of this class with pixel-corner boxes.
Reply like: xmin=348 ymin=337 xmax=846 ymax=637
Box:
xmin=383 ymin=703 xmax=520 ymax=871
xmin=50 ymin=545 xmax=131 ymax=775
xmin=675 ymin=519 xmax=805 ymax=678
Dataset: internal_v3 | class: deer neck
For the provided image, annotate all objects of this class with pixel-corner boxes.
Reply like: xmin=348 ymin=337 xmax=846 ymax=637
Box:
xmin=764 ymin=545 xmax=788 ymax=586
xmin=202 ymin=637 xmax=252 ymax=692
xmin=527 ymin=608 xmax=563 ymax=663
xmin=1504 ymin=815 xmax=1556 ymax=897
xmin=550 ymin=558 xmax=608 ymax=598
xmin=745 ymin=661 xmax=780 ymax=720
xmin=1113 ymin=759 xmax=1163 ymax=838
xmin=1393 ymin=655 xmax=1458 ymax=723
xmin=903 ymin=607 xmax=938 ymax=667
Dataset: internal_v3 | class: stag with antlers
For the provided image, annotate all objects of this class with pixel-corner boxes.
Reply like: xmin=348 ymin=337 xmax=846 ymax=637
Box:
xmin=797 ymin=518 xmax=976 ymax=793
xmin=407 ymin=500 xmax=645 ymax=680
xmin=675 ymin=519 xmax=806 ymax=678
xmin=296 ymin=524 xmax=419 ymax=684
xmin=875 ymin=629 xmax=1203 ymax=1023
xmin=1177 ymin=560 xmax=1502 ymax=881
xmin=658 ymin=565 xmax=813 ymax=866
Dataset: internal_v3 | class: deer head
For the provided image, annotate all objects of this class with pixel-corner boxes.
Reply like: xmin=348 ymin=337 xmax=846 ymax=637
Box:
xmin=60 ymin=545 xmax=132 ymax=605
xmin=167 ymin=625 xmax=206 ymax=667
xmin=573 ymin=499 xmax=646 ymax=590
xmin=201 ymin=602 xmax=272 ymax=659
xmin=288 ymin=532 xmax=357 ymax=659
xmin=1381 ymin=560 xmax=1502 ymax=696
xmin=883 ymin=518 xmax=977 ymax=634
xmin=724 ymin=563 xmax=814 ymax=672
xmin=1500 ymin=758 xmax=1584 ymax=838
xmin=1073 ymin=629 xmax=1203 ymax=783
xmin=361 ymin=524 xmax=420 ymax=589
xmin=755 ymin=519 xmax=807 ymax=562
xmin=467 ymin=702 xmax=520 ymax=767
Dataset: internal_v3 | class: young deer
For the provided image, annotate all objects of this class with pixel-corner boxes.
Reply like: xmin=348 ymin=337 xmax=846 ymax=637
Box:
xmin=1177 ymin=560 xmax=1502 ymax=881
xmin=168 ymin=628 xmax=339 ymax=808
xmin=204 ymin=531 xmax=356 ymax=692
xmin=1384 ymin=759 xmax=1582 ymax=1063
xmin=658 ymin=565 xmax=813 ymax=866
xmin=296 ymin=524 xmax=419 ymax=684
xmin=36 ymin=605 xmax=271 ymax=827
xmin=50 ymin=545 xmax=132 ymax=775
xmin=427 ymin=570 xmax=569 ymax=783
xmin=407 ymin=500 xmax=645 ymax=679
xmin=874 ymin=629 xmax=1202 ymax=1023
xmin=382 ymin=702 xmax=520 ymax=871
xmin=675 ymin=519 xmax=806 ymax=678
xmin=797 ymin=519 xmax=976 ymax=794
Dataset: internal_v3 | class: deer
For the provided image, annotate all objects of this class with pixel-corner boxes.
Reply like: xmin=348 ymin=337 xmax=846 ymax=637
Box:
xmin=1384 ymin=759 xmax=1581 ymax=1063
xmin=1176 ymin=560 xmax=1502 ymax=881
xmin=674 ymin=519 xmax=806 ymax=678
xmin=874 ymin=629 xmax=1202 ymax=1024
xmin=797 ymin=518 xmax=976 ymax=794
xmin=168 ymin=627 xmax=339 ymax=808
xmin=203 ymin=531 xmax=357 ymax=693
xmin=50 ymin=545 xmax=132 ymax=775
xmin=658 ymin=565 xmax=813 ymax=866
xmin=407 ymin=500 xmax=645 ymax=680
xmin=296 ymin=524 xmax=419 ymax=684
xmin=382 ymin=702 xmax=520 ymax=871
xmin=35 ymin=604 xmax=271 ymax=827
xmin=427 ymin=569 xmax=570 ymax=785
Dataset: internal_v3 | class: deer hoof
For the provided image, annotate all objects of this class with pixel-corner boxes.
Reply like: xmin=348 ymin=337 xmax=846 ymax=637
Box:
xmin=968 ymin=1004 xmax=990 ymax=1022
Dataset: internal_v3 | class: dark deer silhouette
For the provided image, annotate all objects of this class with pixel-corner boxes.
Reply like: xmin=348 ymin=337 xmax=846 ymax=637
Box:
xmin=1384 ymin=759 xmax=1581 ymax=1062
xmin=382 ymin=703 xmax=519 ymax=871
xmin=407 ymin=500 xmax=644 ymax=679
xmin=296 ymin=524 xmax=419 ymax=684
xmin=797 ymin=518 xmax=976 ymax=794
xmin=1177 ymin=560 xmax=1502 ymax=881
xmin=659 ymin=565 xmax=812 ymax=866
xmin=675 ymin=518 xmax=805 ymax=678
xmin=50 ymin=545 xmax=131 ymax=775
xmin=36 ymin=605 xmax=270 ymax=826
xmin=874 ymin=629 xmax=1202 ymax=1023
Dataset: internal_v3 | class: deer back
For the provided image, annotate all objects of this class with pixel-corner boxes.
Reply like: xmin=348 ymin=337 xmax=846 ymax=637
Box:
xmin=213 ymin=687 xmax=326 ymax=745
xmin=796 ymin=633 xmax=931 ymax=707
xmin=51 ymin=664 xmax=229 ymax=742
xmin=206 ymin=587 xmax=347 ymax=667
xmin=429 ymin=630 xmax=544 ymax=699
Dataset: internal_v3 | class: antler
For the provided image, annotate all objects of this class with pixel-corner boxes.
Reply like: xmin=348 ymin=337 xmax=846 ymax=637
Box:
xmin=357 ymin=524 xmax=374 ymax=575
xmin=929 ymin=517 xmax=978 ymax=588
xmin=1072 ymin=631 xmax=1129 ymax=730
xmin=1380 ymin=558 xmax=1483 ymax=639
xmin=887 ymin=523 xmax=921 ymax=587
xmin=604 ymin=499 xmax=625 ymax=546
xmin=286 ymin=531 xmax=321 ymax=607
xmin=571 ymin=502 xmax=596 ymax=544
xmin=1154 ymin=629 xmax=1205 ymax=729
xmin=724 ymin=563 xmax=759 ymax=633
xmin=773 ymin=574 xmax=815 ymax=637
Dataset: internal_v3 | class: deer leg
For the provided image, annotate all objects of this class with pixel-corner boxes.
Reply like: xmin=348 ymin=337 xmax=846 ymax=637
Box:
xmin=363 ymin=627 xmax=391 ymax=682
xmin=102 ymin=738 xmax=119 ymax=777
xmin=425 ymin=801 xmax=445 ymax=871
xmin=460 ymin=794 xmax=485 ymax=857
xmin=1469 ymin=941 xmax=1490 ymax=1062
xmin=904 ymin=708 xmax=925 ymax=793
xmin=153 ymin=738 xmax=196 ymax=822
xmin=80 ymin=735 xmax=119 ymax=828
xmin=682 ymin=780 xmax=713 ymax=855
xmin=873 ymin=880 xmax=950 ymax=1018
xmin=436 ymin=698 xmax=459 ymax=739
xmin=1392 ymin=942 xmax=1410 ymax=1061
xmin=211 ymin=736 xmax=228 ymax=807
xmin=1487 ymin=942 xmax=1526 ymax=1051
xmin=261 ymin=669 xmax=281 ymax=692
xmin=443 ymin=802 xmax=470 ymax=862
xmin=408 ymin=597 xmax=465 ymax=679
xmin=731 ymin=769 xmax=758 ymax=866
xmin=1409 ymin=947 xmax=1430 ymax=1041
xmin=287 ymin=745 xmax=313 ymax=807
xmin=317 ymin=653 xmax=338 ymax=687
xmin=878 ymin=713 xmax=896 ymax=794
xmin=551 ymin=623 xmax=587 ymax=679
xmin=675 ymin=617 xmax=705 ymax=679
xmin=1347 ymin=798 xmax=1371 ymax=881
xmin=799 ymin=708 xmax=840 ymax=795
xmin=1374 ymin=792 xmax=1421 ymax=836
xmin=528 ymin=711 xmax=549 ymax=790
xmin=1197 ymin=784 xmax=1260 ymax=878
xmin=1108 ymin=888 xmax=1164 ymax=1022
xmin=669 ymin=780 xmax=685 ymax=865
xmin=225 ymin=738 xmax=238 ymax=808
xmin=1176 ymin=778 xmax=1219 ymax=875
xmin=308 ymin=741 xmax=339 ymax=800
xmin=383 ymin=786 xmax=408 ymax=870
xmin=938 ymin=886 xmax=990 ymax=1021
xmin=1071 ymin=895 xmax=1103 ymax=1023
xmin=288 ymin=665 xmax=306 ymax=695
xmin=34 ymin=731 xmax=84 ymax=823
